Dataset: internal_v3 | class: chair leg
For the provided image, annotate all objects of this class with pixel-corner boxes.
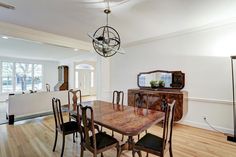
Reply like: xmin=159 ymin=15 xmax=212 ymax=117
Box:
xmin=73 ymin=133 xmax=75 ymax=143
xmin=138 ymin=134 xmax=140 ymax=140
xmin=132 ymin=150 xmax=136 ymax=157
xmin=80 ymin=145 xmax=84 ymax=157
xmin=169 ymin=142 xmax=173 ymax=157
xmin=79 ymin=131 xmax=84 ymax=143
xmin=53 ymin=130 xmax=58 ymax=151
xmin=61 ymin=135 xmax=65 ymax=157
xmin=146 ymin=152 xmax=149 ymax=157
xmin=101 ymin=152 xmax=104 ymax=157
xmin=137 ymin=151 xmax=142 ymax=157
xmin=112 ymin=130 xmax=114 ymax=137
xmin=121 ymin=135 xmax=124 ymax=141
xmin=116 ymin=143 xmax=121 ymax=157
xmin=76 ymin=132 xmax=78 ymax=138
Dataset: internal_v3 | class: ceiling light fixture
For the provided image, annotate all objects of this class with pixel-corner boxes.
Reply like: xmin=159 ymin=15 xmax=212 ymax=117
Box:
xmin=88 ymin=0 xmax=124 ymax=57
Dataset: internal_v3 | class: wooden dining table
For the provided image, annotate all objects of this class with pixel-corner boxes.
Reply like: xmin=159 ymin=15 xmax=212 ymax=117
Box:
xmin=80 ymin=100 xmax=165 ymax=152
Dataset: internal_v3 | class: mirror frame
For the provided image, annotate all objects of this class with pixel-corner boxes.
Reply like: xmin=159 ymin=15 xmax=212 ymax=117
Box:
xmin=137 ymin=70 xmax=185 ymax=90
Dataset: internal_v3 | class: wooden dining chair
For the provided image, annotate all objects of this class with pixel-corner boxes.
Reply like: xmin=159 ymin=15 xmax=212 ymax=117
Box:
xmin=52 ymin=98 xmax=83 ymax=157
xmin=112 ymin=91 xmax=124 ymax=107
xmin=132 ymin=100 xmax=176 ymax=157
xmin=134 ymin=93 xmax=149 ymax=140
xmin=80 ymin=106 xmax=121 ymax=157
xmin=68 ymin=89 xmax=82 ymax=121
xmin=111 ymin=90 xmax=125 ymax=140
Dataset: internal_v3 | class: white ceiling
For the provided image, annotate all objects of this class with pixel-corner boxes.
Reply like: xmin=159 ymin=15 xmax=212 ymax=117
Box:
xmin=1 ymin=0 xmax=236 ymax=45
xmin=1 ymin=0 xmax=236 ymax=61
xmin=0 ymin=36 xmax=96 ymax=61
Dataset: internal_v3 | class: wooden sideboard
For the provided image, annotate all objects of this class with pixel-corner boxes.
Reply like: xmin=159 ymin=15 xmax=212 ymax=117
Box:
xmin=128 ymin=88 xmax=187 ymax=121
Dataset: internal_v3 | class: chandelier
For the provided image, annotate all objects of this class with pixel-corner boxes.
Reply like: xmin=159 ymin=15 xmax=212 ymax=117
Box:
xmin=88 ymin=1 xmax=123 ymax=57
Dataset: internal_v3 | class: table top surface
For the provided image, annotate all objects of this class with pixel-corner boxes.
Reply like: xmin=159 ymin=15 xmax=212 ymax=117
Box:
xmin=80 ymin=100 xmax=165 ymax=136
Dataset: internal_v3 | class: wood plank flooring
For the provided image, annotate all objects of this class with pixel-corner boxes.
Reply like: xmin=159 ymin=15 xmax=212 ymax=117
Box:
xmin=0 ymin=115 xmax=236 ymax=157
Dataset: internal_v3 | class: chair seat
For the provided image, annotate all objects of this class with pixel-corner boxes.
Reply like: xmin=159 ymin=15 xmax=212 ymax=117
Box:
xmin=90 ymin=132 xmax=118 ymax=149
xmin=61 ymin=121 xmax=79 ymax=133
xmin=135 ymin=133 xmax=163 ymax=152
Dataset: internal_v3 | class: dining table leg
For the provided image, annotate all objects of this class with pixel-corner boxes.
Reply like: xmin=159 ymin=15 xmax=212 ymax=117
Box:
xmin=120 ymin=136 xmax=134 ymax=153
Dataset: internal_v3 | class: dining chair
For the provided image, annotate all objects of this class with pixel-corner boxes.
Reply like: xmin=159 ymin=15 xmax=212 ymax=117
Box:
xmin=68 ymin=89 xmax=82 ymax=121
xmin=112 ymin=90 xmax=124 ymax=107
xmin=112 ymin=90 xmax=125 ymax=140
xmin=80 ymin=105 xmax=121 ymax=157
xmin=134 ymin=93 xmax=149 ymax=140
xmin=52 ymin=98 xmax=83 ymax=157
xmin=132 ymin=100 xmax=176 ymax=157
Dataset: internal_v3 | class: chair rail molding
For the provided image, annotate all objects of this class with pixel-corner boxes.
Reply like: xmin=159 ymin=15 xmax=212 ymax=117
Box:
xmin=187 ymin=97 xmax=232 ymax=105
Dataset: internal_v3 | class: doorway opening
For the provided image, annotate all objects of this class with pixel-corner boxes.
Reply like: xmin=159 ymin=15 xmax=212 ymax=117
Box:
xmin=74 ymin=62 xmax=96 ymax=98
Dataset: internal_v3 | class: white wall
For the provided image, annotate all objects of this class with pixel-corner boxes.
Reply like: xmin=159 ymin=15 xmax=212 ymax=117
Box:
xmin=0 ymin=56 xmax=59 ymax=101
xmin=96 ymin=56 xmax=110 ymax=101
xmin=59 ymin=51 xmax=112 ymax=100
xmin=109 ymin=22 xmax=236 ymax=134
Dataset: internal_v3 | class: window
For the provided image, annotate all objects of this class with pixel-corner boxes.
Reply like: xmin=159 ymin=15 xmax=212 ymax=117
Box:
xmin=2 ymin=62 xmax=13 ymax=93
xmin=0 ymin=61 xmax=43 ymax=93
xmin=15 ymin=63 xmax=33 ymax=91
xmin=33 ymin=64 xmax=43 ymax=90
xmin=75 ymin=64 xmax=94 ymax=70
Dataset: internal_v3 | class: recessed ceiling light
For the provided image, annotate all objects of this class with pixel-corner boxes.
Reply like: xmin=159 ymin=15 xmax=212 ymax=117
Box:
xmin=74 ymin=48 xmax=79 ymax=51
xmin=1 ymin=36 xmax=9 ymax=39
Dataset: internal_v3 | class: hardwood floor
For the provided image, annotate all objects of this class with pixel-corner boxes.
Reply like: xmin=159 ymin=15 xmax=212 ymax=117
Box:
xmin=0 ymin=115 xmax=236 ymax=157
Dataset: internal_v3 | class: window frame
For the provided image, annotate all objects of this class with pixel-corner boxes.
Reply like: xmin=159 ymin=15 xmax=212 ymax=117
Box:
xmin=0 ymin=61 xmax=44 ymax=94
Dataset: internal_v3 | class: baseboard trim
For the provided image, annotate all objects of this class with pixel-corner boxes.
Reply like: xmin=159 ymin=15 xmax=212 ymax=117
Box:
xmin=179 ymin=120 xmax=233 ymax=135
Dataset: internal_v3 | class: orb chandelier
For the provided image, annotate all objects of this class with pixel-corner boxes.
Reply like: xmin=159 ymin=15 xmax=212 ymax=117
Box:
xmin=88 ymin=1 xmax=124 ymax=57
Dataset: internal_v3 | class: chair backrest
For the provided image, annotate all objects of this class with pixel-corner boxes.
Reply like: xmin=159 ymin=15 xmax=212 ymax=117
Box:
xmin=112 ymin=90 xmax=124 ymax=106
xmin=162 ymin=100 xmax=176 ymax=150
xmin=52 ymin=98 xmax=64 ymax=131
xmin=81 ymin=106 xmax=96 ymax=150
xmin=68 ymin=89 xmax=82 ymax=112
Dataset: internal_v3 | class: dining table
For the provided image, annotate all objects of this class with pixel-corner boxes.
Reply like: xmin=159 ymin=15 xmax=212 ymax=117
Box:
xmin=80 ymin=100 xmax=165 ymax=153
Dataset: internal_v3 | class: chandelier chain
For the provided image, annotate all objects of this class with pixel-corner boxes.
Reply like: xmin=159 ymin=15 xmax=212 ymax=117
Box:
xmin=105 ymin=0 xmax=110 ymax=26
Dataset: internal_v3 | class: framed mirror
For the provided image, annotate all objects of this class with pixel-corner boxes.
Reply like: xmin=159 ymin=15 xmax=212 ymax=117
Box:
xmin=137 ymin=70 xmax=185 ymax=90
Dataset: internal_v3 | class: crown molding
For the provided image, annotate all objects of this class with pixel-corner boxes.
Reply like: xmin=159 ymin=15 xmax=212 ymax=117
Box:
xmin=0 ymin=21 xmax=92 ymax=51
xmin=124 ymin=17 xmax=236 ymax=48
